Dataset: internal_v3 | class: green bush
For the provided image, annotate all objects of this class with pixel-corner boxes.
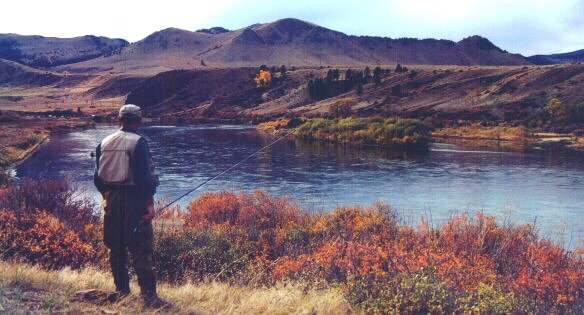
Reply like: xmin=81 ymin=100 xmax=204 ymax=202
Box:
xmin=154 ymin=229 xmax=252 ymax=283
xmin=295 ymin=117 xmax=431 ymax=146
xmin=346 ymin=272 xmax=533 ymax=314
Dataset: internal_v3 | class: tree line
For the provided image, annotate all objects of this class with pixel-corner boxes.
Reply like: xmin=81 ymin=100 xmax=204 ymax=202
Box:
xmin=308 ymin=64 xmax=408 ymax=100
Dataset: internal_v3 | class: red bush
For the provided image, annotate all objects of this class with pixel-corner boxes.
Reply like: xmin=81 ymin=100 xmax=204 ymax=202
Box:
xmin=0 ymin=209 xmax=96 ymax=269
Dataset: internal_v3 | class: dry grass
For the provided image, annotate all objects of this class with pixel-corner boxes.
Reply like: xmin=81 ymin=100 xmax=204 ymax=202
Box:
xmin=433 ymin=124 xmax=532 ymax=142
xmin=0 ymin=261 xmax=351 ymax=314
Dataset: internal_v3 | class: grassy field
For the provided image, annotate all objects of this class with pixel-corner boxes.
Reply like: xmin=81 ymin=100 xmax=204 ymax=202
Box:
xmin=0 ymin=261 xmax=349 ymax=314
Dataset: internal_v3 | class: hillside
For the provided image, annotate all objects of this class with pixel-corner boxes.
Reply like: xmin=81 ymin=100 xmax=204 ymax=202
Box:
xmin=0 ymin=34 xmax=128 ymax=67
xmin=124 ymin=64 xmax=584 ymax=125
xmin=528 ymin=49 xmax=584 ymax=65
xmin=59 ymin=18 xmax=529 ymax=74
xmin=0 ymin=58 xmax=62 ymax=86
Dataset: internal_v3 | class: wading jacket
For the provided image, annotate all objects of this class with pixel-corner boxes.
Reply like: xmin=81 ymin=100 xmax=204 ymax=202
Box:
xmin=94 ymin=127 xmax=158 ymax=196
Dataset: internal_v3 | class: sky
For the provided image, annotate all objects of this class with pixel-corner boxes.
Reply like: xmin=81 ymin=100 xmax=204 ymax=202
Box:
xmin=1 ymin=0 xmax=582 ymax=56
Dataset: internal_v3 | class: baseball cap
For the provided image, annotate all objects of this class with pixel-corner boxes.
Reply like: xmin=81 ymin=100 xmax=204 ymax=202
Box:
xmin=119 ymin=104 xmax=142 ymax=118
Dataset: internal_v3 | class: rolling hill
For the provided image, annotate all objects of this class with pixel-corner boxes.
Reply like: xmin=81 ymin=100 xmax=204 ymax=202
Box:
xmin=124 ymin=64 xmax=584 ymax=125
xmin=0 ymin=34 xmax=128 ymax=68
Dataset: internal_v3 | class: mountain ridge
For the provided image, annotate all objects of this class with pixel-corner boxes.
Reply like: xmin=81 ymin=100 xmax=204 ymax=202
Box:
xmin=40 ymin=18 xmax=532 ymax=74
xmin=528 ymin=49 xmax=584 ymax=65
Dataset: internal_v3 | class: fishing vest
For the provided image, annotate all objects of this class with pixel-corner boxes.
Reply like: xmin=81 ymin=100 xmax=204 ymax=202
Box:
xmin=98 ymin=130 xmax=142 ymax=186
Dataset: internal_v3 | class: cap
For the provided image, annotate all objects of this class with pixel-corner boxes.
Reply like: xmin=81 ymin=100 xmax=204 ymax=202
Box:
xmin=119 ymin=104 xmax=142 ymax=118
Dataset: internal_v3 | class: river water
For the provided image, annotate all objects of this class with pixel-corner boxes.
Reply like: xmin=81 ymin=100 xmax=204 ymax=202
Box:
xmin=15 ymin=125 xmax=584 ymax=246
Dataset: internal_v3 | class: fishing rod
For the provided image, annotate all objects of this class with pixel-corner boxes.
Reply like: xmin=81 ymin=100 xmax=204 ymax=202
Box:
xmin=156 ymin=129 xmax=295 ymax=212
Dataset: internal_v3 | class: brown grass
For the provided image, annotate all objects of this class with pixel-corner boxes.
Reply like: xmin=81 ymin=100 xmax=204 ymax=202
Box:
xmin=0 ymin=261 xmax=350 ymax=314
xmin=433 ymin=124 xmax=532 ymax=142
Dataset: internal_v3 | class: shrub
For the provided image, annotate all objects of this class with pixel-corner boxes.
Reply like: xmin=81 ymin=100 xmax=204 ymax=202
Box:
xmin=295 ymin=117 xmax=431 ymax=146
xmin=0 ymin=179 xmax=99 ymax=239
xmin=154 ymin=228 xmax=252 ymax=283
xmin=0 ymin=179 xmax=103 ymax=269
xmin=0 ymin=209 xmax=96 ymax=269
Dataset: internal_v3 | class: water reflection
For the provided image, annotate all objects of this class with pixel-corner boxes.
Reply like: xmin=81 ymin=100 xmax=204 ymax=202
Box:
xmin=15 ymin=124 xmax=584 ymax=246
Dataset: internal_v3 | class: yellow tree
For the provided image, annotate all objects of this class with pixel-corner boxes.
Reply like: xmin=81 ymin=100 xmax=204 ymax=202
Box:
xmin=255 ymin=70 xmax=272 ymax=88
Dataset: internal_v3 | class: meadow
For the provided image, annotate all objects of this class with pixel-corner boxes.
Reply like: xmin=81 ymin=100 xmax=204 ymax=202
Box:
xmin=0 ymin=179 xmax=582 ymax=313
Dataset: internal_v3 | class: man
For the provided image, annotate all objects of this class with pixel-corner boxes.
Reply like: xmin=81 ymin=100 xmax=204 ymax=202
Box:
xmin=94 ymin=104 xmax=165 ymax=307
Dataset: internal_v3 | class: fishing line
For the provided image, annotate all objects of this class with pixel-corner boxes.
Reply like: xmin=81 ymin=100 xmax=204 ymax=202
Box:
xmin=156 ymin=129 xmax=295 ymax=212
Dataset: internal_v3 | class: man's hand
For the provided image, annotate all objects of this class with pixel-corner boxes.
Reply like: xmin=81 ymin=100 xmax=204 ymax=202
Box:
xmin=142 ymin=198 xmax=155 ymax=221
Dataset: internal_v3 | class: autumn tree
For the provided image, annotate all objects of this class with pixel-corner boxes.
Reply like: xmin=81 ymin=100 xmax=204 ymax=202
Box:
xmin=255 ymin=70 xmax=272 ymax=88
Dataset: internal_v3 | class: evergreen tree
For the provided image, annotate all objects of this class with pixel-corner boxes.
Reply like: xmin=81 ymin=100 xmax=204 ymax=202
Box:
xmin=332 ymin=69 xmax=340 ymax=81
xmin=395 ymin=64 xmax=403 ymax=73
xmin=364 ymin=67 xmax=372 ymax=83
xmin=373 ymin=66 xmax=382 ymax=85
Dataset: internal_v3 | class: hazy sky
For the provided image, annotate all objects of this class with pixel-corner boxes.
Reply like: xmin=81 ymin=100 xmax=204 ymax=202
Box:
xmin=2 ymin=0 xmax=583 ymax=55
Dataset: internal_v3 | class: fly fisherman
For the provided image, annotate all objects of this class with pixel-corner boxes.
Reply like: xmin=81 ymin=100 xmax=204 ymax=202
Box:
xmin=94 ymin=104 xmax=166 ymax=308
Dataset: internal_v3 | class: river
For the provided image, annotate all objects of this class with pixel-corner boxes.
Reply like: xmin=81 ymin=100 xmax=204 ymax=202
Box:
xmin=15 ymin=124 xmax=584 ymax=246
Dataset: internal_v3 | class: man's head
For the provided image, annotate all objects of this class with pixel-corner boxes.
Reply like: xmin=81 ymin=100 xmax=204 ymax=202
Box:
xmin=119 ymin=104 xmax=142 ymax=129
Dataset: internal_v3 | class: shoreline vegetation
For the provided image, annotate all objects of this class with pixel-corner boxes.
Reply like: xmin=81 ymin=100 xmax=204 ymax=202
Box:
xmin=258 ymin=117 xmax=431 ymax=147
xmin=258 ymin=117 xmax=584 ymax=153
xmin=0 ymin=179 xmax=582 ymax=313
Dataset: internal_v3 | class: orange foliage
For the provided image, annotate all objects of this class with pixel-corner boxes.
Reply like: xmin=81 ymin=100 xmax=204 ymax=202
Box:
xmin=182 ymin=192 xmax=583 ymax=310
xmin=254 ymin=70 xmax=272 ymax=88
xmin=0 ymin=209 xmax=96 ymax=269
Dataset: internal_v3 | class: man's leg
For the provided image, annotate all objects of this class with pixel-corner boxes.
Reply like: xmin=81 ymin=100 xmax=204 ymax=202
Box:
xmin=109 ymin=243 xmax=130 ymax=294
xmin=104 ymin=190 xmax=130 ymax=294
xmin=129 ymin=221 xmax=157 ymax=297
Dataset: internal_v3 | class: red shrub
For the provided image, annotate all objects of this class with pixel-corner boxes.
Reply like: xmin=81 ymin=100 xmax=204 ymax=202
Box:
xmin=0 ymin=209 xmax=96 ymax=269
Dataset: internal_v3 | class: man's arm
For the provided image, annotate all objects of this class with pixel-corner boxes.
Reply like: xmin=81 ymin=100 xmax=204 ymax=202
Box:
xmin=93 ymin=143 xmax=106 ymax=194
xmin=132 ymin=138 xmax=158 ymax=196
xmin=133 ymin=138 xmax=158 ymax=221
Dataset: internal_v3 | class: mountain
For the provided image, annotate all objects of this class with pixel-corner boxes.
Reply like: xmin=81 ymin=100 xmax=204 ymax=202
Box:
xmin=59 ymin=18 xmax=529 ymax=74
xmin=527 ymin=49 xmax=584 ymax=65
xmin=0 ymin=34 xmax=128 ymax=67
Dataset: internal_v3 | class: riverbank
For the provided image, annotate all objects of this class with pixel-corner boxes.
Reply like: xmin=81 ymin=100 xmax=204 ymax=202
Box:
xmin=0 ymin=112 xmax=95 ymax=184
xmin=433 ymin=124 xmax=584 ymax=153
